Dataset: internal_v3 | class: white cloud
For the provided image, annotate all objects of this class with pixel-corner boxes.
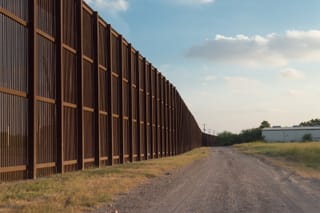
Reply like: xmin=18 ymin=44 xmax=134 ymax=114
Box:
xmin=186 ymin=30 xmax=320 ymax=67
xmin=287 ymin=89 xmax=304 ymax=96
xmin=223 ymin=76 xmax=263 ymax=95
xmin=224 ymin=76 xmax=260 ymax=88
xmin=280 ymin=68 xmax=305 ymax=80
xmin=84 ymin=0 xmax=129 ymax=13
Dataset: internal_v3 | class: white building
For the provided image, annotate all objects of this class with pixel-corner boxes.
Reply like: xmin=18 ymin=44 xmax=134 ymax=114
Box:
xmin=262 ymin=127 xmax=320 ymax=142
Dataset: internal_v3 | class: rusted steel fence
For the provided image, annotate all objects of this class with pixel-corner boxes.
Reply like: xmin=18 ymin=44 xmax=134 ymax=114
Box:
xmin=202 ymin=133 xmax=216 ymax=146
xmin=0 ymin=0 xmax=203 ymax=181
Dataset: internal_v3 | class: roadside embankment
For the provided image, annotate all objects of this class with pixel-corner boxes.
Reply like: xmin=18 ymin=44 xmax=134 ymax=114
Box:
xmin=234 ymin=142 xmax=320 ymax=179
xmin=0 ymin=147 xmax=210 ymax=212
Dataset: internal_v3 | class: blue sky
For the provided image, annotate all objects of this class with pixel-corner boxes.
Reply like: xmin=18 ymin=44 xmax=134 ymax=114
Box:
xmin=85 ymin=0 xmax=320 ymax=133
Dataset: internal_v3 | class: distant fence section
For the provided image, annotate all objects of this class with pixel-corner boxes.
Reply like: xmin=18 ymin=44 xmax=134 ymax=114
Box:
xmin=0 ymin=0 xmax=203 ymax=181
xmin=202 ymin=133 xmax=216 ymax=146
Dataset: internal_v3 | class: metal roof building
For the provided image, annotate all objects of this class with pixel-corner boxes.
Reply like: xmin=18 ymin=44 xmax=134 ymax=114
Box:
xmin=262 ymin=127 xmax=320 ymax=142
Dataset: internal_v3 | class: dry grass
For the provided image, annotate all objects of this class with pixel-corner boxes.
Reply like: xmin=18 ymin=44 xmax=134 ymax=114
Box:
xmin=0 ymin=147 xmax=210 ymax=212
xmin=234 ymin=142 xmax=320 ymax=179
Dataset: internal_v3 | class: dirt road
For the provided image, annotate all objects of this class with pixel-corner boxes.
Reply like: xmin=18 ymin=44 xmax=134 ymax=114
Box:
xmin=99 ymin=147 xmax=320 ymax=213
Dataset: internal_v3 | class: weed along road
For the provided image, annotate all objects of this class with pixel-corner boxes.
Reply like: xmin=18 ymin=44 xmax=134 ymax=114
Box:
xmin=102 ymin=147 xmax=320 ymax=213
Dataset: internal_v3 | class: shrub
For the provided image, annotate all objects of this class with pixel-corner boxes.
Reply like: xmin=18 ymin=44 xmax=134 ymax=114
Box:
xmin=302 ymin=133 xmax=312 ymax=142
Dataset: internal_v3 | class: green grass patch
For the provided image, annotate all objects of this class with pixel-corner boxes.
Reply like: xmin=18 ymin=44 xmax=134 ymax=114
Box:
xmin=234 ymin=141 xmax=320 ymax=178
xmin=0 ymin=147 xmax=210 ymax=212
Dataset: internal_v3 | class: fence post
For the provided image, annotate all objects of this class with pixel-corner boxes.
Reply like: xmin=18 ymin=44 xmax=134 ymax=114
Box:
xmin=166 ymin=80 xmax=169 ymax=156
xmin=56 ymin=0 xmax=64 ymax=174
xmin=162 ymin=77 xmax=165 ymax=157
xmin=172 ymin=86 xmax=175 ymax=155
xmin=107 ymin=24 xmax=113 ymax=165
xmin=76 ymin=0 xmax=84 ymax=170
xmin=169 ymin=83 xmax=172 ymax=156
xmin=93 ymin=12 xmax=100 ymax=167
xmin=119 ymin=35 xmax=124 ymax=164
xmin=156 ymin=71 xmax=159 ymax=158
xmin=169 ymin=84 xmax=172 ymax=156
xmin=159 ymin=74 xmax=162 ymax=157
xmin=161 ymin=75 xmax=164 ymax=157
xmin=174 ymin=88 xmax=178 ymax=155
xmin=167 ymin=80 xmax=172 ymax=156
xmin=128 ymin=44 xmax=133 ymax=162
xmin=143 ymin=58 xmax=147 ymax=159
xmin=136 ymin=51 xmax=141 ymax=161
xmin=146 ymin=63 xmax=149 ymax=159
xmin=149 ymin=65 xmax=153 ymax=159
xmin=157 ymin=71 xmax=161 ymax=158
xmin=166 ymin=81 xmax=169 ymax=156
xmin=177 ymin=91 xmax=180 ymax=153
xmin=172 ymin=85 xmax=175 ymax=155
xmin=164 ymin=79 xmax=168 ymax=157
xmin=154 ymin=69 xmax=158 ymax=158
xmin=172 ymin=85 xmax=174 ymax=155
xmin=28 ymin=0 xmax=37 ymax=179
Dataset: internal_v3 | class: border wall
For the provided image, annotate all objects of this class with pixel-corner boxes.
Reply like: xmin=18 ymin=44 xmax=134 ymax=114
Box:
xmin=0 ymin=0 xmax=203 ymax=181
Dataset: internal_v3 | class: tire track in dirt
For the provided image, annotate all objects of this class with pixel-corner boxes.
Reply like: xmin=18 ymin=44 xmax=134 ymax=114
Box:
xmin=97 ymin=147 xmax=320 ymax=213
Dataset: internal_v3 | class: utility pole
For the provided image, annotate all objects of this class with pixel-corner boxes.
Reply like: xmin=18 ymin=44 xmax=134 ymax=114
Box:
xmin=203 ymin=123 xmax=206 ymax=133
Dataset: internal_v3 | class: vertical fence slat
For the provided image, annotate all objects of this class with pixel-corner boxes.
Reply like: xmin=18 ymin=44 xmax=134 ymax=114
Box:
xmin=169 ymin=83 xmax=172 ymax=155
xmin=76 ymin=0 xmax=84 ymax=170
xmin=155 ymin=70 xmax=159 ymax=158
xmin=119 ymin=35 xmax=124 ymax=164
xmin=165 ymin=80 xmax=168 ymax=156
xmin=171 ymin=85 xmax=174 ymax=155
xmin=175 ymin=88 xmax=177 ymax=154
xmin=128 ymin=44 xmax=133 ymax=162
xmin=56 ymin=0 xmax=64 ymax=174
xmin=0 ymin=0 xmax=208 ymax=181
xmin=107 ymin=24 xmax=113 ymax=165
xmin=136 ymin=51 xmax=141 ymax=161
xmin=28 ymin=0 xmax=37 ymax=179
xmin=93 ymin=12 xmax=100 ymax=167
xmin=143 ymin=58 xmax=147 ymax=159
xmin=149 ymin=64 xmax=153 ymax=159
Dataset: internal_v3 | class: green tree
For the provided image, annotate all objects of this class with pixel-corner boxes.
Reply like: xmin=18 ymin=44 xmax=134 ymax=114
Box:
xmin=215 ymin=121 xmax=268 ymax=146
xmin=215 ymin=131 xmax=240 ymax=146
xmin=259 ymin=120 xmax=271 ymax=129
xmin=239 ymin=128 xmax=262 ymax=142
xmin=299 ymin=118 xmax=320 ymax=127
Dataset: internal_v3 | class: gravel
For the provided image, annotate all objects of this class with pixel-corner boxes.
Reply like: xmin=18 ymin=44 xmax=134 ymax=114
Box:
xmin=96 ymin=147 xmax=320 ymax=213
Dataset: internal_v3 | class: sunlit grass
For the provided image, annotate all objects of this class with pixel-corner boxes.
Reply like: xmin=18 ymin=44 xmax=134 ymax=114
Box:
xmin=234 ymin=141 xmax=320 ymax=178
xmin=0 ymin=147 xmax=210 ymax=212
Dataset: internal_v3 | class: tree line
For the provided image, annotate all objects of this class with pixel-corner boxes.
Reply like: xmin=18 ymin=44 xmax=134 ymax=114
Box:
xmin=214 ymin=121 xmax=270 ymax=146
xmin=215 ymin=118 xmax=320 ymax=146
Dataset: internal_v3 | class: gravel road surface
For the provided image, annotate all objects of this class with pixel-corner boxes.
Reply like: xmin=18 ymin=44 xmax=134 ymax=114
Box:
xmin=99 ymin=147 xmax=320 ymax=213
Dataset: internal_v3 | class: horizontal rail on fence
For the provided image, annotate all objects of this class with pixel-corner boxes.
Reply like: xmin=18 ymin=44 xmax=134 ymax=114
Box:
xmin=0 ymin=0 xmax=203 ymax=182
xmin=0 ymin=7 xmax=27 ymax=26
xmin=0 ymin=166 xmax=27 ymax=173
